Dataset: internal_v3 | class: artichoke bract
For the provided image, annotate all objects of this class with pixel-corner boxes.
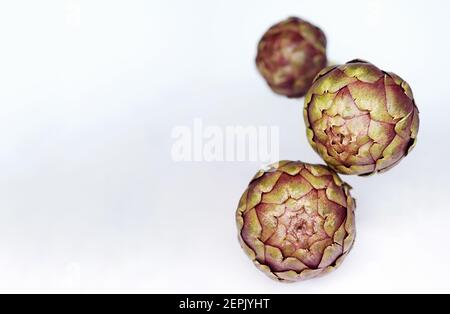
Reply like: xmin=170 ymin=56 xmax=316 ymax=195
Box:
xmin=304 ymin=60 xmax=419 ymax=175
xmin=236 ymin=161 xmax=355 ymax=282
xmin=256 ymin=17 xmax=327 ymax=98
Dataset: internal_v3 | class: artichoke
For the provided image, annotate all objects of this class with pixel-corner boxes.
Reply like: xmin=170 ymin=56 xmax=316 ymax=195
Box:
xmin=236 ymin=161 xmax=355 ymax=282
xmin=256 ymin=17 xmax=327 ymax=98
xmin=304 ymin=60 xmax=420 ymax=175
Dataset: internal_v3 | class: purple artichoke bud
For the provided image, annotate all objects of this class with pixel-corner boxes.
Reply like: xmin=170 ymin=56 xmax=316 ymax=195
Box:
xmin=304 ymin=60 xmax=420 ymax=176
xmin=256 ymin=17 xmax=327 ymax=98
xmin=236 ymin=161 xmax=355 ymax=282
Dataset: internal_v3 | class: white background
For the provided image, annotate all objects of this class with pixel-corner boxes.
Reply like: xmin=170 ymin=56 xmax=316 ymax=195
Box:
xmin=0 ymin=0 xmax=449 ymax=293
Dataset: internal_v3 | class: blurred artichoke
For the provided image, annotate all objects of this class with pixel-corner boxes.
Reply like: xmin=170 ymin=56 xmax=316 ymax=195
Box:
xmin=236 ymin=161 xmax=355 ymax=282
xmin=256 ymin=17 xmax=327 ymax=98
xmin=304 ymin=60 xmax=419 ymax=175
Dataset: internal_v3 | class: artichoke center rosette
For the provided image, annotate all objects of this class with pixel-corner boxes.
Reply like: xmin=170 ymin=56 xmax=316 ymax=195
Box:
xmin=304 ymin=59 xmax=419 ymax=175
xmin=256 ymin=17 xmax=327 ymax=98
xmin=236 ymin=161 xmax=355 ymax=282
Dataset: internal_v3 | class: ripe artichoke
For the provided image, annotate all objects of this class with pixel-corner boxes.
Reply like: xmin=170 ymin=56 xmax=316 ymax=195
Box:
xmin=304 ymin=60 xmax=420 ymax=175
xmin=236 ymin=161 xmax=355 ymax=282
xmin=256 ymin=17 xmax=327 ymax=98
